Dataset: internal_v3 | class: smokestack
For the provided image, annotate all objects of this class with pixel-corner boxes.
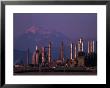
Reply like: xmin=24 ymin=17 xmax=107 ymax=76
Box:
xmin=80 ymin=38 xmax=82 ymax=43
xmin=90 ymin=41 xmax=92 ymax=53
xmin=82 ymin=42 xmax=83 ymax=52
xmin=32 ymin=52 xmax=36 ymax=65
xmin=88 ymin=41 xmax=90 ymax=54
xmin=42 ymin=47 xmax=45 ymax=63
xmin=35 ymin=45 xmax=39 ymax=64
xmin=27 ymin=48 xmax=29 ymax=65
xmin=61 ymin=41 xmax=64 ymax=62
xmin=73 ymin=44 xmax=77 ymax=66
xmin=36 ymin=45 xmax=38 ymax=51
xmin=74 ymin=45 xmax=77 ymax=59
xmin=93 ymin=40 xmax=94 ymax=53
xmin=48 ymin=42 xmax=51 ymax=63
xmin=78 ymin=38 xmax=83 ymax=52
xmin=78 ymin=41 xmax=80 ymax=52
xmin=88 ymin=40 xmax=95 ymax=54
xmin=81 ymin=38 xmax=83 ymax=52
xmin=70 ymin=43 xmax=73 ymax=60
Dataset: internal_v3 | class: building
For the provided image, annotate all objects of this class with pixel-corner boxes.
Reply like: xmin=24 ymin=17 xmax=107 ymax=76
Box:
xmin=56 ymin=59 xmax=63 ymax=66
xmin=77 ymin=38 xmax=85 ymax=67
xmin=77 ymin=56 xmax=85 ymax=67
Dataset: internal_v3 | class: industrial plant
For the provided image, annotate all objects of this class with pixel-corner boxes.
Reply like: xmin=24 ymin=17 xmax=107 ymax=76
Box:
xmin=14 ymin=37 xmax=97 ymax=75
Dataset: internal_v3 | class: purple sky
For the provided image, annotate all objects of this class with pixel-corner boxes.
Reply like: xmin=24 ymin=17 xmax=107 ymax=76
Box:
xmin=14 ymin=13 xmax=97 ymax=41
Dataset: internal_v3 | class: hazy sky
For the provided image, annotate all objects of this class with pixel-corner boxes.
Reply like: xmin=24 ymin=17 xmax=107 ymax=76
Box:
xmin=14 ymin=13 xmax=97 ymax=41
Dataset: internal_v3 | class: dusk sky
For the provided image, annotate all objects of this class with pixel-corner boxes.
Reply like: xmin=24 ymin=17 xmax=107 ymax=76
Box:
xmin=14 ymin=13 xmax=97 ymax=54
xmin=14 ymin=13 xmax=97 ymax=62
xmin=14 ymin=13 xmax=97 ymax=40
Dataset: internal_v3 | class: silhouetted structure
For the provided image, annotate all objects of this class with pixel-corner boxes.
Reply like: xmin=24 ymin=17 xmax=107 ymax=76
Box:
xmin=48 ymin=42 xmax=52 ymax=64
xmin=77 ymin=38 xmax=85 ymax=67
xmin=73 ymin=44 xmax=78 ymax=66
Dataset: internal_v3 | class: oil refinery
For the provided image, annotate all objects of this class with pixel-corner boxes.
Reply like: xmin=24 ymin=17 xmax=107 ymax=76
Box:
xmin=14 ymin=37 xmax=97 ymax=75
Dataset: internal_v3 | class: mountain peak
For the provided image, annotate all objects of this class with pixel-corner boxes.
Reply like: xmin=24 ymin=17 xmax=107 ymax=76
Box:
xmin=25 ymin=25 xmax=39 ymax=34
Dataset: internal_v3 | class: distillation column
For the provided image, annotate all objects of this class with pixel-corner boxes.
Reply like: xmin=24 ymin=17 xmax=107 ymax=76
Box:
xmin=35 ymin=45 xmax=39 ymax=65
xmin=48 ymin=42 xmax=52 ymax=64
xmin=88 ymin=40 xmax=95 ymax=54
xmin=61 ymin=41 xmax=64 ymax=62
xmin=42 ymin=47 xmax=45 ymax=64
xmin=74 ymin=44 xmax=77 ymax=66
